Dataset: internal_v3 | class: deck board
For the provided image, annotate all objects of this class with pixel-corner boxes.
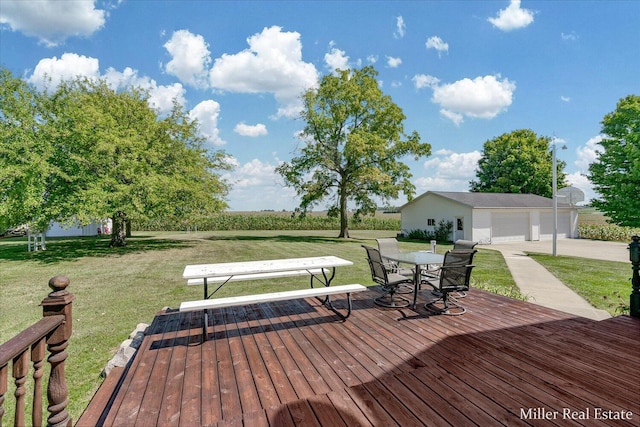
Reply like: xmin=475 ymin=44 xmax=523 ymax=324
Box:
xmin=78 ymin=287 xmax=640 ymax=426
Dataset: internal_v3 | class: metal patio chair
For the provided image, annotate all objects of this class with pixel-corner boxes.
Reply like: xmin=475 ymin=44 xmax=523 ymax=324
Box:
xmin=453 ymin=240 xmax=478 ymax=250
xmin=375 ymin=238 xmax=414 ymax=293
xmin=422 ymin=249 xmax=477 ymax=315
xmin=362 ymin=245 xmax=413 ymax=308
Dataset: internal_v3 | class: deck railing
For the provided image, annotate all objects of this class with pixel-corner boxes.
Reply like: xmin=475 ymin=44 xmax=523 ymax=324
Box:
xmin=0 ymin=275 xmax=74 ymax=427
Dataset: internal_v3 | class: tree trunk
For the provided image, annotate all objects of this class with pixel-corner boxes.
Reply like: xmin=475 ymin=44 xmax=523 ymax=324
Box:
xmin=125 ymin=219 xmax=132 ymax=237
xmin=109 ymin=211 xmax=127 ymax=247
xmin=338 ymin=184 xmax=350 ymax=238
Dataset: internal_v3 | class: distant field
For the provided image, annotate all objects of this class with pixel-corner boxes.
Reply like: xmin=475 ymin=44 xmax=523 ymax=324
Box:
xmin=577 ymin=207 xmax=609 ymax=224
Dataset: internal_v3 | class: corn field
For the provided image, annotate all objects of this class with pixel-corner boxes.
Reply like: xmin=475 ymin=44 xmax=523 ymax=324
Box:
xmin=578 ymin=223 xmax=640 ymax=242
xmin=138 ymin=212 xmax=402 ymax=232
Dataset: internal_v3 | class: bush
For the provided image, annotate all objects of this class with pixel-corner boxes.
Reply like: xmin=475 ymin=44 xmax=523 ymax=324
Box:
xmin=578 ymin=223 xmax=640 ymax=242
xmin=403 ymin=220 xmax=453 ymax=243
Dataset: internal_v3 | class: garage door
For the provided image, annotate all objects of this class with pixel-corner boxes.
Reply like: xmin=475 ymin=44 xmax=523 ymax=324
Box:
xmin=541 ymin=212 xmax=571 ymax=238
xmin=491 ymin=213 xmax=530 ymax=242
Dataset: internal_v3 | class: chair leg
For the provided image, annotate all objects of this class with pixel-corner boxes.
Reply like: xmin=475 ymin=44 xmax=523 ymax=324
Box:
xmin=425 ymin=292 xmax=466 ymax=315
xmin=374 ymin=286 xmax=410 ymax=308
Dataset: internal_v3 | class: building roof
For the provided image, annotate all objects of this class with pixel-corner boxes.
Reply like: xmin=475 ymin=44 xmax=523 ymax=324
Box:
xmin=401 ymin=191 xmax=574 ymax=210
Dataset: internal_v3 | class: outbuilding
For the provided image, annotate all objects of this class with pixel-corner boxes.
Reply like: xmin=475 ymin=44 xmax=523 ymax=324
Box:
xmin=399 ymin=191 xmax=579 ymax=244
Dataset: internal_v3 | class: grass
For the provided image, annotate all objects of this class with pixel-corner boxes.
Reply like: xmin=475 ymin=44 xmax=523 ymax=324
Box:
xmin=529 ymin=253 xmax=631 ymax=315
xmin=0 ymin=229 xmax=616 ymax=423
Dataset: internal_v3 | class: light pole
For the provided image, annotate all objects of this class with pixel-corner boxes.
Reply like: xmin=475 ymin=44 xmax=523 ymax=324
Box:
xmin=552 ymin=139 xmax=567 ymax=256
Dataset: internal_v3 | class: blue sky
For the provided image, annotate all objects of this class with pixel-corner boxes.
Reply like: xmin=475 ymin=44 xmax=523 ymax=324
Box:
xmin=1 ymin=1 xmax=639 ymax=211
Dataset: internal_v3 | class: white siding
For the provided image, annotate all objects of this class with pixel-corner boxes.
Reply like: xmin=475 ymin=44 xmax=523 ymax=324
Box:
xmin=400 ymin=194 xmax=472 ymax=240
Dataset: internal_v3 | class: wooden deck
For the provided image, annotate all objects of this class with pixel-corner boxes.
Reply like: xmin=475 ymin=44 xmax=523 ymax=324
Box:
xmin=78 ymin=288 xmax=639 ymax=426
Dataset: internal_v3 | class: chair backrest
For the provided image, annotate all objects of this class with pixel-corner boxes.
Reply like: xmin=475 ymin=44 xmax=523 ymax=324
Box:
xmin=438 ymin=249 xmax=477 ymax=292
xmin=375 ymin=238 xmax=400 ymax=256
xmin=453 ymin=240 xmax=478 ymax=250
xmin=362 ymin=245 xmax=388 ymax=286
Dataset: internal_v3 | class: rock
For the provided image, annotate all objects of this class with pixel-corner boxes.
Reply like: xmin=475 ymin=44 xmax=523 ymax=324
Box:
xmin=102 ymin=323 xmax=149 ymax=377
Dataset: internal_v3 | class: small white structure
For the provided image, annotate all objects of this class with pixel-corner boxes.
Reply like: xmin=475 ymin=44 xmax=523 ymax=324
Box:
xmin=46 ymin=219 xmax=112 ymax=237
xmin=399 ymin=191 xmax=579 ymax=244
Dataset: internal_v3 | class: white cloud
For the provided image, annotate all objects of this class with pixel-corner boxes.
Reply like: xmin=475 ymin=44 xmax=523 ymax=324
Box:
xmin=208 ymin=26 xmax=319 ymax=118
xmin=103 ymin=67 xmax=187 ymax=115
xmin=488 ymin=0 xmax=535 ymax=32
xmin=574 ymin=135 xmax=603 ymax=171
xmin=415 ymin=150 xmax=482 ymax=193
xmin=223 ymin=158 xmax=298 ymax=210
xmin=27 ymin=53 xmax=100 ymax=89
xmin=423 ymin=74 xmax=516 ymax=124
xmin=234 ymin=122 xmax=268 ymax=137
xmin=426 ymin=36 xmax=449 ymax=57
xmin=561 ymin=31 xmax=578 ymax=41
xmin=27 ymin=55 xmax=187 ymax=116
xmin=412 ymin=74 xmax=440 ymax=89
xmin=386 ymin=56 xmax=402 ymax=68
xmin=164 ymin=30 xmax=211 ymax=89
xmin=0 ymin=0 xmax=106 ymax=47
xmin=366 ymin=55 xmax=378 ymax=64
xmin=189 ymin=100 xmax=225 ymax=146
xmin=147 ymin=83 xmax=186 ymax=115
xmin=325 ymin=43 xmax=350 ymax=72
xmin=560 ymin=96 xmax=571 ymax=102
xmin=394 ymin=16 xmax=406 ymax=39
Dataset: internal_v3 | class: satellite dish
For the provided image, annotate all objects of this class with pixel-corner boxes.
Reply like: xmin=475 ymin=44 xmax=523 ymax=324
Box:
xmin=557 ymin=186 xmax=585 ymax=205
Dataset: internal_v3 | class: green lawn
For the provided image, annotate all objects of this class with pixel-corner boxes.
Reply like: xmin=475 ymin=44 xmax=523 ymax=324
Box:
xmin=528 ymin=253 xmax=631 ymax=315
xmin=0 ymin=230 xmax=624 ymax=423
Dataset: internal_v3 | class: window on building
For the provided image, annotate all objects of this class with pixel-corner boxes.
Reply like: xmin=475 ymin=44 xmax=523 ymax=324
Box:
xmin=427 ymin=219 xmax=436 ymax=227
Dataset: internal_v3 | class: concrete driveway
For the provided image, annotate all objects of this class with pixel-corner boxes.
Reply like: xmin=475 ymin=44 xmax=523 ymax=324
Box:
xmin=486 ymin=238 xmax=630 ymax=263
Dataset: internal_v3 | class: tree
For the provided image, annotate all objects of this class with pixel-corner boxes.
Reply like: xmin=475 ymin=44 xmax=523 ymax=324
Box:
xmin=588 ymin=95 xmax=640 ymax=227
xmin=0 ymin=68 xmax=54 ymax=233
xmin=276 ymin=66 xmax=431 ymax=238
xmin=42 ymin=78 xmax=231 ymax=246
xmin=470 ymin=129 xmax=566 ymax=197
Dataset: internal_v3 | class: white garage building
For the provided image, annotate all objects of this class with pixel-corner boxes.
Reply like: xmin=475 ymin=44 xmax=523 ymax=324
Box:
xmin=399 ymin=191 xmax=579 ymax=244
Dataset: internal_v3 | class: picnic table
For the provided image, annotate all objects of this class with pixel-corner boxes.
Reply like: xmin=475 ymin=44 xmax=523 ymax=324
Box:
xmin=181 ymin=256 xmax=363 ymax=339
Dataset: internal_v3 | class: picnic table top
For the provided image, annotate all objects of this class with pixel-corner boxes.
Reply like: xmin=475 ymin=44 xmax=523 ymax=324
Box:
xmin=182 ymin=255 xmax=353 ymax=279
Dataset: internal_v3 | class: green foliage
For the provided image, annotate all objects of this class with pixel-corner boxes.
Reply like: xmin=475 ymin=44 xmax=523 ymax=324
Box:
xmin=578 ymin=223 xmax=640 ymax=242
xmin=588 ymin=95 xmax=640 ymax=227
xmin=403 ymin=220 xmax=453 ymax=242
xmin=0 ymin=68 xmax=231 ymax=245
xmin=0 ymin=68 xmax=53 ymax=232
xmin=276 ymin=66 xmax=431 ymax=238
xmin=470 ymin=129 xmax=566 ymax=197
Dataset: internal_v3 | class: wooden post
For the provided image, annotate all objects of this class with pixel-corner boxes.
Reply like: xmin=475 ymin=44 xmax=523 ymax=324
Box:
xmin=40 ymin=276 xmax=75 ymax=427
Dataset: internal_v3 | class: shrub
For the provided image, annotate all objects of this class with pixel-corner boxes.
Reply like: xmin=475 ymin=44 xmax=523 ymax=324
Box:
xmin=578 ymin=223 xmax=640 ymax=242
xmin=403 ymin=220 xmax=453 ymax=243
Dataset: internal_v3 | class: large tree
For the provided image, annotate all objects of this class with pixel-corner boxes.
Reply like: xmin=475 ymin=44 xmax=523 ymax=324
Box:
xmin=0 ymin=68 xmax=54 ymax=233
xmin=276 ymin=66 xmax=431 ymax=238
xmin=588 ymin=95 xmax=640 ymax=227
xmin=39 ymin=78 xmax=230 ymax=246
xmin=470 ymin=129 xmax=566 ymax=197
